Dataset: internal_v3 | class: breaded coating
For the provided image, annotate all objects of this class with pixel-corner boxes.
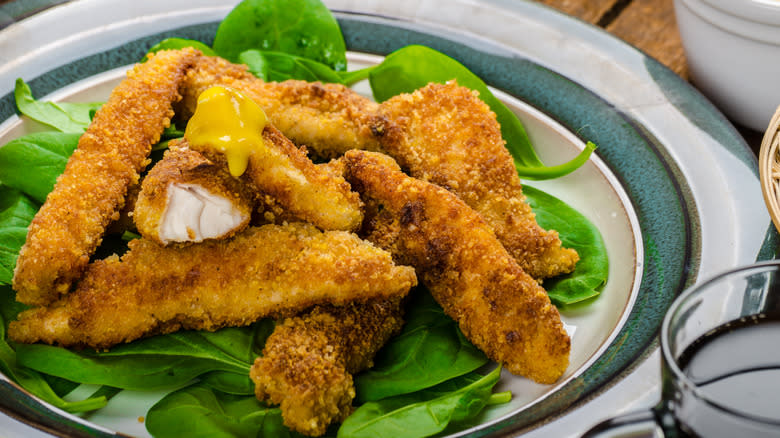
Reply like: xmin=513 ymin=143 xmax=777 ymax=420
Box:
xmin=12 ymin=48 xmax=200 ymax=306
xmin=250 ymin=299 xmax=404 ymax=436
xmin=8 ymin=223 xmax=416 ymax=349
xmin=105 ymin=182 xmax=140 ymax=235
xmin=378 ymin=81 xmax=579 ymax=280
xmin=344 ymin=151 xmax=570 ymax=384
xmin=133 ymin=146 xmax=254 ymax=245
xmin=183 ymin=122 xmax=364 ymax=232
xmin=178 ymin=56 xmax=391 ymax=160
xmin=182 ymin=58 xmax=576 ymax=280
xmin=250 ymin=158 xmax=405 ymax=435
xmin=249 ymin=158 xmax=356 ymax=227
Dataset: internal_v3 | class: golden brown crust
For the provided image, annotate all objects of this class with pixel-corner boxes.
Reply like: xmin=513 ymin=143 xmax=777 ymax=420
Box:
xmin=133 ymin=146 xmax=254 ymax=244
xmin=180 ymin=57 xmax=576 ymax=280
xmin=105 ymin=182 xmax=140 ymax=235
xmin=179 ymin=56 xmax=391 ymax=160
xmin=344 ymin=150 xmax=570 ymax=384
xmin=248 ymin=156 xmax=405 ymax=436
xmin=8 ymin=223 xmax=416 ymax=349
xmin=250 ymin=299 xmax=404 ymax=436
xmin=12 ymin=48 xmax=201 ymax=305
xmin=185 ymin=123 xmax=364 ymax=232
xmin=377 ymin=81 xmax=579 ymax=280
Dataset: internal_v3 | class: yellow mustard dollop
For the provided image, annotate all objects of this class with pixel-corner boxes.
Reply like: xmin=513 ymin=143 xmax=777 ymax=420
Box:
xmin=184 ymin=85 xmax=267 ymax=177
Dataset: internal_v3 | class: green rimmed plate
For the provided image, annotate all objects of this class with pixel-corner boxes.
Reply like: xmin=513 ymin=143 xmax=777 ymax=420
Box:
xmin=0 ymin=1 xmax=775 ymax=437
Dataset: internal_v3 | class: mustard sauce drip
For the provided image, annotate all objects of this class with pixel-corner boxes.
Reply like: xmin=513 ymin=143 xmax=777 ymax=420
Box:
xmin=184 ymin=86 xmax=267 ymax=176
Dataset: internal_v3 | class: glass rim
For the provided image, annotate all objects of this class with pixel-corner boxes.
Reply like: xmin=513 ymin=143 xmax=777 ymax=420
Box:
xmin=660 ymin=260 xmax=780 ymax=426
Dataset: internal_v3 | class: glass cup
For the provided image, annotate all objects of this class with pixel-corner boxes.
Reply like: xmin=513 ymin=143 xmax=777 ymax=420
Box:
xmin=583 ymin=261 xmax=780 ymax=438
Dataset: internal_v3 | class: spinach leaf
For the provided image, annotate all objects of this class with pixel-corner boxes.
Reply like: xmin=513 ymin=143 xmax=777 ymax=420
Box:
xmin=339 ymin=367 xmax=505 ymax=438
xmin=212 ymin=0 xmax=346 ymax=71
xmin=146 ymin=383 xmax=303 ymax=438
xmin=160 ymin=124 xmax=184 ymax=142
xmin=238 ymin=48 xmax=373 ymax=85
xmin=0 ymin=285 xmax=25 ymax=329
xmin=0 ymin=131 xmax=80 ymax=203
xmin=200 ymin=370 xmax=255 ymax=396
xmin=0 ymin=304 xmax=108 ymax=413
xmin=251 ymin=317 xmax=277 ymax=355
xmin=367 ymin=45 xmax=594 ymax=180
xmin=525 ymin=183 xmax=609 ymax=305
xmin=239 ymin=50 xmax=344 ymax=83
xmin=14 ymin=344 xmax=236 ymax=390
xmin=6 ymin=366 xmax=108 ymax=413
xmin=14 ymin=79 xmax=102 ymax=133
xmin=42 ymin=373 xmax=80 ymax=398
xmin=146 ymin=38 xmax=216 ymax=58
xmin=99 ymin=327 xmax=258 ymax=366
xmin=86 ymin=385 xmax=123 ymax=403
xmin=354 ymin=289 xmax=487 ymax=403
xmin=14 ymin=325 xmax=263 ymax=390
xmin=0 ymin=189 xmax=37 ymax=285
xmin=180 ymin=320 xmax=273 ymax=395
xmin=339 ymin=67 xmax=373 ymax=86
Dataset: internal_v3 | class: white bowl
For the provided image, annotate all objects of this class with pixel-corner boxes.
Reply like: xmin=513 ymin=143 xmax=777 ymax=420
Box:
xmin=674 ymin=0 xmax=780 ymax=131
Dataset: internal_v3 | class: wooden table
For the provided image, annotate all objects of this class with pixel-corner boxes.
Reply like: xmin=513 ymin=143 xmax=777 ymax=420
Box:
xmin=0 ymin=0 xmax=691 ymax=81
xmin=537 ymin=0 xmax=689 ymax=79
xmin=1 ymin=0 xmax=688 ymax=80
xmin=0 ymin=0 xmax=763 ymax=149
xmin=537 ymin=0 xmax=767 ymax=151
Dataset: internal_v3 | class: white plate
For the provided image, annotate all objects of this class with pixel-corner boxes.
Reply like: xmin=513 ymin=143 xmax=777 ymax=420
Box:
xmin=0 ymin=0 xmax=773 ymax=437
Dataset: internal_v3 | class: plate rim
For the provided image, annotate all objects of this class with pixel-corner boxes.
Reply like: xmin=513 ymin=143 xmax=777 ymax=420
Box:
xmin=0 ymin=1 xmax=774 ymax=437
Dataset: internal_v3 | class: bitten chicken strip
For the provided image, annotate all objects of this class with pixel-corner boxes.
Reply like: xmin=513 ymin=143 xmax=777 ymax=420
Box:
xmin=377 ymin=81 xmax=579 ymax=281
xmin=12 ymin=48 xmax=200 ymax=306
xmin=179 ymin=56 xmax=575 ymax=280
xmin=344 ymin=150 xmax=570 ymax=384
xmin=178 ymin=55 xmax=391 ymax=160
xmin=250 ymin=299 xmax=404 ymax=436
xmin=8 ymin=223 xmax=417 ymax=349
xmin=182 ymin=86 xmax=364 ymax=232
xmin=185 ymin=129 xmax=363 ymax=231
xmin=133 ymin=146 xmax=254 ymax=245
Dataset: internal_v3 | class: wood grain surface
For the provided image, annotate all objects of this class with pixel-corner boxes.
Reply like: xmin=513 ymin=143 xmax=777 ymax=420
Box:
xmin=0 ymin=0 xmax=688 ymax=78
xmin=607 ymin=0 xmax=688 ymax=78
xmin=537 ymin=0 xmax=688 ymax=79
xmin=536 ymin=0 xmax=621 ymax=24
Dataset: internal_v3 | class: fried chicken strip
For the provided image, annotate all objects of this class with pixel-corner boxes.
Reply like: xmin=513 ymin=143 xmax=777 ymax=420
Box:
xmin=344 ymin=150 xmax=570 ymax=384
xmin=181 ymin=83 xmax=364 ymax=231
xmin=251 ymin=157 xmax=357 ymax=227
xmin=377 ymin=81 xmax=579 ymax=281
xmin=12 ymin=48 xmax=200 ymax=305
xmin=8 ymin=223 xmax=416 ymax=349
xmin=247 ymin=154 xmax=404 ymax=436
xmin=182 ymin=122 xmax=363 ymax=231
xmin=133 ymin=146 xmax=254 ymax=245
xmin=250 ymin=299 xmax=404 ymax=436
xmin=180 ymin=56 xmax=575 ymax=280
xmin=178 ymin=56 xmax=390 ymax=160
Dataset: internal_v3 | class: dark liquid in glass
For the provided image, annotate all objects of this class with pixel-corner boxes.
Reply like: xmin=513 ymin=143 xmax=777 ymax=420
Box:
xmin=674 ymin=315 xmax=780 ymax=436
